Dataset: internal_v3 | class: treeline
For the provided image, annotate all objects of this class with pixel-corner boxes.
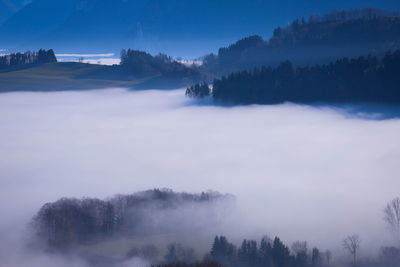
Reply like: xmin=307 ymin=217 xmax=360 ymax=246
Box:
xmin=188 ymin=51 xmax=400 ymax=104
xmin=120 ymin=49 xmax=201 ymax=78
xmin=0 ymin=49 xmax=56 ymax=69
xmin=206 ymin=236 xmax=328 ymax=267
xmin=269 ymin=8 xmax=400 ymax=48
xmin=203 ymin=8 xmax=400 ymax=74
xmin=306 ymin=8 xmax=398 ymax=23
xmin=150 ymin=234 xmax=399 ymax=267
xmin=32 ymin=189 xmax=229 ymax=250
xmin=126 ymin=235 xmax=330 ymax=267
xmin=154 ymin=261 xmax=223 ymax=267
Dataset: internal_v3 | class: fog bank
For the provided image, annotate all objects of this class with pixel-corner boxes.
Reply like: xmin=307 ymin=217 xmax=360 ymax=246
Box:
xmin=0 ymin=88 xmax=400 ymax=265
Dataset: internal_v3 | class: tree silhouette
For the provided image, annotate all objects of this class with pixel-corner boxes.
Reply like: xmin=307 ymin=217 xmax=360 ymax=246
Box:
xmin=384 ymin=197 xmax=400 ymax=246
xmin=311 ymin=248 xmax=321 ymax=267
xmin=210 ymin=236 xmax=236 ymax=266
xmin=343 ymin=235 xmax=360 ymax=266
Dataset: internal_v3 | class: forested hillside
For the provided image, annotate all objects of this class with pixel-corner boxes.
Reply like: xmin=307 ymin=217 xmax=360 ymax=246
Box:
xmin=32 ymin=189 xmax=231 ymax=250
xmin=120 ymin=49 xmax=202 ymax=79
xmin=203 ymin=8 xmax=400 ymax=74
xmin=188 ymin=51 xmax=400 ymax=104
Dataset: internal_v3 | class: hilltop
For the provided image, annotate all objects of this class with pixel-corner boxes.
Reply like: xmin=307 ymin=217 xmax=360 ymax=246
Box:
xmin=203 ymin=8 xmax=400 ymax=74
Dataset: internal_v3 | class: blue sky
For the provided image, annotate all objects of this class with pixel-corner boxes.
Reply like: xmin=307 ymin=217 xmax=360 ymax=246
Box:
xmin=0 ymin=0 xmax=399 ymax=58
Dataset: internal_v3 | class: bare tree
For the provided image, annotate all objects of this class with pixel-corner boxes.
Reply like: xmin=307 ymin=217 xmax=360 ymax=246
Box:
xmin=343 ymin=235 xmax=360 ymax=265
xmin=384 ymin=197 xmax=400 ymax=245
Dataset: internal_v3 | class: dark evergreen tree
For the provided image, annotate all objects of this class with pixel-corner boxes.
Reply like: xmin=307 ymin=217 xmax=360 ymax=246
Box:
xmin=311 ymin=248 xmax=321 ymax=267
xmin=259 ymin=237 xmax=273 ymax=267
xmin=186 ymin=83 xmax=210 ymax=98
xmin=210 ymin=236 xmax=236 ymax=266
xmin=238 ymin=240 xmax=257 ymax=266
xmin=37 ymin=49 xmax=57 ymax=63
xmin=272 ymin=237 xmax=292 ymax=267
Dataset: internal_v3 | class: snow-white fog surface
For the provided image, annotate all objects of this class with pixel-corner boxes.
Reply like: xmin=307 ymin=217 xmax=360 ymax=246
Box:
xmin=1 ymin=88 xmax=400 ymax=265
xmin=56 ymin=53 xmax=120 ymax=65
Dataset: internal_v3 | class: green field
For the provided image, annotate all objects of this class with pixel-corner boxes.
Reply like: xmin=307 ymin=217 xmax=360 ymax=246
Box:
xmin=0 ymin=62 xmax=189 ymax=92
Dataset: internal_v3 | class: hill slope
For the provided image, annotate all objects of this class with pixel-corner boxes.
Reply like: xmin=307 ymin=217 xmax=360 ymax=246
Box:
xmin=0 ymin=62 xmax=203 ymax=92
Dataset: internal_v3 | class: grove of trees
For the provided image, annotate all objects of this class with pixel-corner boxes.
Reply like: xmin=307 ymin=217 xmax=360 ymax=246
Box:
xmin=120 ymin=49 xmax=201 ymax=79
xmin=0 ymin=49 xmax=57 ymax=69
xmin=207 ymin=235 xmax=327 ymax=267
xmin=32 ymin=189 xmax=229 ymax=250
xmin=187 ymin=51 xmax=400 ymax=105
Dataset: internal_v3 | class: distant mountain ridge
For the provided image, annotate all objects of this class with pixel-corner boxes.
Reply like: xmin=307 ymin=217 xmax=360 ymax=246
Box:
xmin=1 ymin=0 xmax=399 ymax=57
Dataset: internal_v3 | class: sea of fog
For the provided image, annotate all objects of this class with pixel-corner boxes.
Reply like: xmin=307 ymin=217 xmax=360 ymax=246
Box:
xmin=0 ymin=88 xmax=400 ymax=266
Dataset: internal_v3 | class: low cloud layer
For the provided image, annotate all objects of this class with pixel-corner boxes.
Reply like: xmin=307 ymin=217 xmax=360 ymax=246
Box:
xmin=0 ymin=88 xmax=400 ymax=265
xmin=56 ymin=53 xmax=120 ymax=65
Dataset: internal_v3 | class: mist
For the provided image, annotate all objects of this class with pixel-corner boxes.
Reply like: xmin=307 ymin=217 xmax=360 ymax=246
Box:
xmin=0 ymin=88 xmax=400 ymax=266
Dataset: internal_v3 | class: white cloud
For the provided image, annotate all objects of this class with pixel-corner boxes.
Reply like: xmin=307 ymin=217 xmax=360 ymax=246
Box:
xmin=177 ymin=59 xmax=203 ymax=66
xmin=56 ymin=53 xmax=115 ymax=57
xmin=0 ymin=89 xmax=399 ymax=264
xmin=0 ymin=49 xmax=7 ymax=56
